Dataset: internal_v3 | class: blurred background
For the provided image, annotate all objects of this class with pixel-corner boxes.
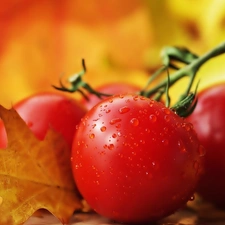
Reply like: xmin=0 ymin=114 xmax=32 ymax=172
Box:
xmin=0 ymin=0 xmax=225 ymax=107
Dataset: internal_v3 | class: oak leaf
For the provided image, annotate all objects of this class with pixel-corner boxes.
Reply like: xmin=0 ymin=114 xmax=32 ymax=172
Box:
xmin=0 ymin=105 xmax=82 ymax=225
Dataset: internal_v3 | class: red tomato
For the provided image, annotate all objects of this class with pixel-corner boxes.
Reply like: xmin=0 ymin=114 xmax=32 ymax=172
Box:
xmin=187 ymin=83 xmax=225 ymax=207
xmin=0 ymin=92 xmax=87 ymax=149
xmin=81 ymin=82 xmax=140 ymax=110
xmin=71 ymin=94 xmax=204 ymax=223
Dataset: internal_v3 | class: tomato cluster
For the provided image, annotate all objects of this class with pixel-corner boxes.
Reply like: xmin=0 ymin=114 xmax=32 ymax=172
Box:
xmin=1 ymin=80 xmax=225 ymax=223
xmin=187 ymin=83 xmax=225 ymax=208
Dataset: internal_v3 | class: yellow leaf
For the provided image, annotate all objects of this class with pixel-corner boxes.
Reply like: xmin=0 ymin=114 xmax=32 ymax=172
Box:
xmin=0 ymin=106 xmax=82 ymax=225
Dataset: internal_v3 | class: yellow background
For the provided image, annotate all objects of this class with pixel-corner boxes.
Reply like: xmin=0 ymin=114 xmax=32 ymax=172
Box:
xmin=0 ymin=0 xmax=225 ymax=107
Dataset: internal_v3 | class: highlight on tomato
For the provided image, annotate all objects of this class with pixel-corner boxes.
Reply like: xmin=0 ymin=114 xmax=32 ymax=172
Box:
xmin=0 ymin=92 xmax=87 ymax=149
xmin=71 ymin=94 xmax=204 ymax=223
xmin=187 ymin=83 xmax=225 ymax=207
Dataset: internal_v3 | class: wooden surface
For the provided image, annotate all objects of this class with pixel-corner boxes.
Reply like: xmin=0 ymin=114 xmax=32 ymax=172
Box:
xmin=24 ymin=200 xmax=225 ymax=225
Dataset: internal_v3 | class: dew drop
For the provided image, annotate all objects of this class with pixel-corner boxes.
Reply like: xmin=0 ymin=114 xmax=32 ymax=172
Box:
xmin=108 ymin=144 xmax=115 ymax=150
xmin=100 ymin=126 xmax=107 ymax=132
xmin=178 ymin=140 xmax=186 ymax=153
xmin=119 ymin=106 xmax=130 ymax=114
xmin=110 ymin=118 xmax=121 ymax=125
xmin=27 ymin=121 xmax=33 ymax=128
xmin=149 ymin=114 xmax=157 ymax=122
xmin=109 ymin=99 xmax=113 ymax=103
xmin=130 ymin=118 xmax=139 ymax=126
xmin=106 ymin=109 xmax=111 ymax=113
xmin=149 ymin=100 xmax=155 ymax=107
xmin=198 ymin=145 xmax=206 ymax=157
xmin=162 ymin=139 xmax=169 ymax=146
xmin=133 ymin=95 xmax=139 ymax=101
xmin=112 ymin=133 xmax=117 ymax=138
xmin=189 ymin=195 xmax=195 ymax=201
xmin=152 ymin=161 xmax=159 ymax=170
xmin=89 ymin=133 xmax=95 ymax=139
xmin=162 ymin=107 xmax=171 ymax=115
xmin=164 ymin=115 xmax=170 ymax=122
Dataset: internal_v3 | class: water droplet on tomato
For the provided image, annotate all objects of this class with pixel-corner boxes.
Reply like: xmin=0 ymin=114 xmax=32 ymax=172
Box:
xmin=100 ymin=126 xmax=106 ymax=132
xmin=106 ymin=109 xmax=111 ymax=113
xmin=152 ymin=161 xmax=159 ymax=170
xmin=89 ymin=133 xmax=95 ymax=139
xmin=117 ymin=132 xmax=122 ymax=137
xmin=189 ymin=195 xmax=195 ymax=201
xmin=27 ymin=121 xmax=33 ymax=127
xmin=162 ymin=107 xmax=171 ymax=115
xmin=162 ymin=139 xmax=169 ymax=146
xmin=133 ymin=95 xmax=139 ymax=101
xmin=110 ymin=118 xmax=121 ymax=125
xmin=109 ymin=99 xmax=113 ymax=103
xmin=164 ymin=115 xmax=170 ymax=122
xmin=130 ymin=118 xmax=139 ymax=126
xmin=112 ymin=133 xmax=117 ymax=138
xmin=149 ymin=114 xmax=157 ymax=122
xmin=178 ymin=140 xmax=186 ymax=153
xmin=108 ymin=144 xmax=114 ymax=150
xmin=119 ymin=106 xmax=130 ymax=114
xmin=198 ymin=145 xmax=206 ymax=157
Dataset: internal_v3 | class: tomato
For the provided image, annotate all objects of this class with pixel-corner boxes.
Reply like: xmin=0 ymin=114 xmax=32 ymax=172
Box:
xmin=0 ymin=92 xmax=87 ymax=149
xmin=187 ymin=83 xmax=225 ymax=207
xmin=71 ymin=94 xmax=204 ymax=223
xmin=81 ymin=82 xmax=140 ymax=110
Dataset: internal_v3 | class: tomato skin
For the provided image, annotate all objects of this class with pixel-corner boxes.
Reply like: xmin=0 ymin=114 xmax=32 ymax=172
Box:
xmin=72 ymin=94 xmax=203 ymax=223
xmin=187 ymin=83 xmax=225 ymax=207
xmin=0 ymin=92 xmax=87 ymax=149
xmin=81 ymin=82 xmax=140 ymax=110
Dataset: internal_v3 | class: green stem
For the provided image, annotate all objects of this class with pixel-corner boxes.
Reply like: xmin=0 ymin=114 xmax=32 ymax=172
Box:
xmin=143 ymin=42 xmax=225 ymax=99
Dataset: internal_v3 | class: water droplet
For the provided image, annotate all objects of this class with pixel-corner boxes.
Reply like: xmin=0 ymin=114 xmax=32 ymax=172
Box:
xmin=162 ymin=107 xmax=171 ymax=115
xmin=112 ymin=133 xmax=117 ymax=138
xmin=110 ymin=118 xmax=121 ymax=125
xmin=108 ymin=144 xmax=114 ymax=150
xmin=100 ymin=126 xmax=106 ymax=132
xmin=119 ymin=106 xmax=130 ymax=114
xmin=149 ymin=114 xmax=157 ymax=122
xmin=92 ymin=124 xmax=96 ymax=128
xmin=119 ymin=94 xmax=125 ymax=98
xmin=148 ymin=100 xmax=155 ymax=107
xmin=109 ymin=99 xmax=113 ymax=103
xmin=162 ymin=139 xmax=169 ymax=146
xmin=193 ymin=160 xmax=200 ymax=174
xmin=117 ymin=132 xmax=122 ymax=137
xmin=27 ymin=121 xmax=33 ymax=127
xmin=164 ymin=115 xmax=170 ymax=122
xmin=152 ymin=161 xmax=159 ymax=170
xmin=198 ymin=145 xmax=206 ymax=157
xmin=133 ymin=95 xmax=139 ymax=101
xmin=89 ymin=133 xmax=95 ymax=139
xmin=106 ymin=109 xmax=111 ymax=113
xmin=189 ymin=195 xmax=195 ymax=201
xmin=130 ymin=118 xmax=139 ymax=126
xmin=178 ymin=140 xmax=186 ymax=153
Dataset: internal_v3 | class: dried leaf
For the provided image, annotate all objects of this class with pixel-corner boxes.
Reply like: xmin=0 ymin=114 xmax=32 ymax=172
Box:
xmin=0 ymin=105 xmax=82 ymax=225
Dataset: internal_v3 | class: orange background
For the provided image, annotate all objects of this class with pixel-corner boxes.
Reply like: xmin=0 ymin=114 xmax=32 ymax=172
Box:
xmin=0 ymin=1 xmax=225 ymax=107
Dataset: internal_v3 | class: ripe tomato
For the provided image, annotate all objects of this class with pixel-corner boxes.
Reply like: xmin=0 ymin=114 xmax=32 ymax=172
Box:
xmin=71 ymin=94 xmax=204 ymax=223
xmin=0 ymin=92 xmax=87 ymax=149
xmin=81 ymin=82 xmax=140 ymax=110
xmin=187 ymin=83 xmax=225 ymax=207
